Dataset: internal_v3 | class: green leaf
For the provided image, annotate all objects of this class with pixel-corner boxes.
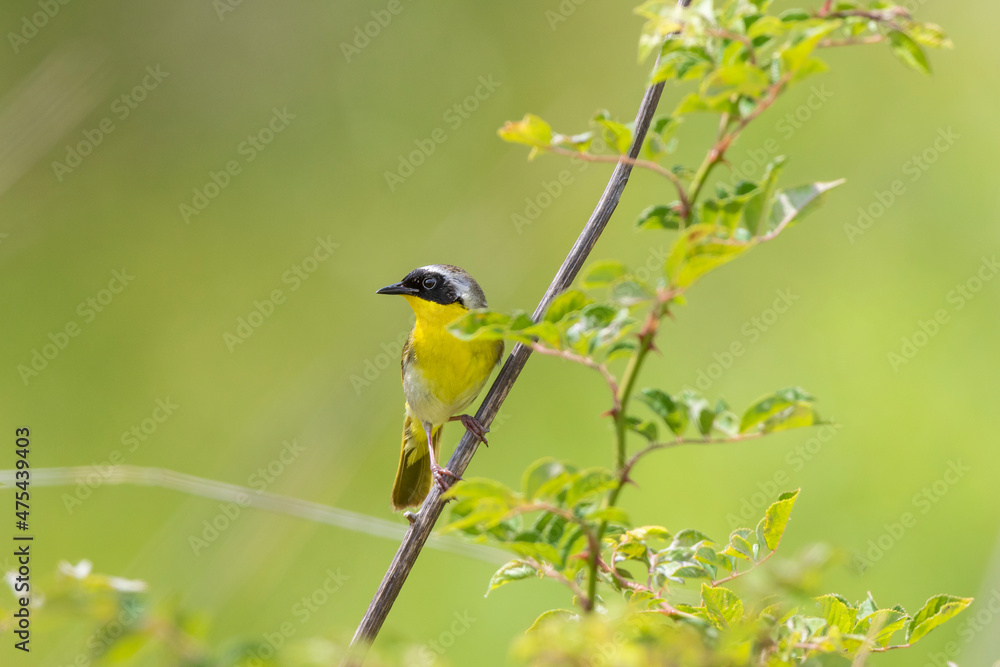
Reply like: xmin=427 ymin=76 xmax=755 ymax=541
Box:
xmin=700 ymin=192 xmax=753 ymax=237
xmin=779 ymin=9 xmax=811 ymax=22
xmin=582 ymin=260 xmax=627 ymax=289
xmin=586 ymin=506 xmax=631 ymax=524
xmin=889 ymin=30 xmax=931 ymax=75
xmin=701 ymin=584 xmax=744 ymax=627
xmin=791 ymin=56 xmax=830 ymax=84
xmin=712 ymin=407 xmax=740 ymax=437
xmin=740 ymin=386 xmax=815 ymax=433
xmin=763 ymin=401 xmax=821 ymax=433
xmin=673 ymin=528 xmax=712 ymax=548
xmin=696 ymin=406 xmax=714 ymax=436
xmin=626 ymin=416 xmax=659 ymax=442
xmin=723 ymin=531 xmax=755 ymax=561
xmin=760 ymin=489 xmax=799 ymax=550
xmin=854 ymin=606 xmax=909 ymax=647
xmin=701 ymin=63 xmax=770 ymax=102
xmin=906 ymin=595 xmax=973 ymax=644
xmin=487 ymin=560 xmax=537 ymax=595
xmin=694 ymin=546 xmax=733 ymax=574
xmin=747 ymin=15 xmax=785 ymax=39
xmin=544 ymin=289 xmax=591 ymax=324
xmin=659 ymin=560 xmax=711 ymax=581
xmin=564 ymin=303 xmax=630 ymax=356
xmin=605 ymin=339 xmax=638 ymax=360
xmin=593 ymin=111 xmax=634 ymax=154
xmin=526 ymin=609 xmax=577 ymax=632
xmin=566 ymin=468 xmax=617 ymax=507
xmin=505 ymin=311 xmax=542 ymax=345
xmin=509 ymin=540 xmax=564 ymax=565
xmin=609 ymin=280 xmax=650 ymax=307
xmin=522 ymin=458 xmax=571 ymax=500
xmin=639 ymin=388 xmax=688 ymax=435
xmin=907 ymin=22 xmax=952 ymax=50
xmin=636 ymin=204 xmax=682 ymax=230
xmin=742 ymin=157 xmax=786 ymax=235
xmin=498 ymin=114 xmax=553 ymax=150
xmin=666 ymin=224 xmax=755 ymax=288
xmin=764 ymin=179 xmax=845 ymax=235
xmin=532 ymin=471 xmax=578 ymax=501
xmin=523 ymin=321 xmax=562 ymax=348
xmin=857 ymin=591 xmax=879 ymax=619
xmin=816 ymin=594 xmax=856 ymax=634
xmin=653 ymin=44 xmax=714 ymax=83
xmin=673 ymin=91 xmax=737 ymax=115
xmin=618 ymin=525 xmax=673 ymax=562
xmin=779 ymin=23 xmax=839 ymax=74
xmin=642 ymin=116 xmax=680 ymax=160
xmin=448 ymin=310 xmax=510 ymax=341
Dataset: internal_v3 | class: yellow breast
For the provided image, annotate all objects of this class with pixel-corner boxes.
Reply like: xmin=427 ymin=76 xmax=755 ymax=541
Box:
xmin=403 ymin=297 xmax=502 ymax=424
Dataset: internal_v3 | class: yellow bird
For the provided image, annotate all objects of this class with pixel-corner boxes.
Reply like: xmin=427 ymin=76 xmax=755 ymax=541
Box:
xmin=376 ymin=265 xmax=504 ymax=510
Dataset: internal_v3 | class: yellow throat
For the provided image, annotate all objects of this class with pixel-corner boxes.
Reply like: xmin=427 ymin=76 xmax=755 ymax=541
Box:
xmin=403 ymin=296 xmax=497 ymax=411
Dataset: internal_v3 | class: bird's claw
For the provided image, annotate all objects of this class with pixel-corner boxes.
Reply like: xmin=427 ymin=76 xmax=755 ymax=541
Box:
xmin=451 ymin=414 xmax=490 ymax=446
xmin=431 ymin=463 xmax=463 ymax=491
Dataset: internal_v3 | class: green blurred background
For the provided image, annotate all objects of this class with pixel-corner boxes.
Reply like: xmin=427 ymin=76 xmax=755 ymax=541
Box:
xmin=1 ymin=0 xmax=998 ymax=664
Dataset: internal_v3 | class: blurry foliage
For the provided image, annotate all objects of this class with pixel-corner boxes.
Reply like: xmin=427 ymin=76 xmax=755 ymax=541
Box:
xmin=444 ymin=0 xmax=964 ymax=665
xmin=2 ymin=561 xmax=419 ymax=667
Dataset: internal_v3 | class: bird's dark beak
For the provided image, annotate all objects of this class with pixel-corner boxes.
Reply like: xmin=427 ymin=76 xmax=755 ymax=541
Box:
xmin=376 ymin=282 xmax=419 ymax=296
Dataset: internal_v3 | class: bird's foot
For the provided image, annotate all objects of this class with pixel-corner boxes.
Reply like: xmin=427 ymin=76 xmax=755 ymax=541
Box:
xmin=450 ymin=414 xmax=490 ymax=445
xmin=431 ymin=462 xmax=463 ymax=491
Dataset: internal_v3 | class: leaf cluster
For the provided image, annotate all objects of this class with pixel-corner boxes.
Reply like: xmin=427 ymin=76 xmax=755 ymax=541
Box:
xmin=439 ymin=2 xmax=967 ymax=665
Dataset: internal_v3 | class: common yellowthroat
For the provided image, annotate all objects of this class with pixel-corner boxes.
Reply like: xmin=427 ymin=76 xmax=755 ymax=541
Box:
xmin=376 ymin=265 xmax=504 ymax=510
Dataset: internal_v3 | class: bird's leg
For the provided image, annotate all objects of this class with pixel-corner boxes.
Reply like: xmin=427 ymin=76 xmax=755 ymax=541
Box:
xmin=424 ymin=421 xmax=461 ymax=490
xmin=449 ymin=414 xmax=490 ymax=445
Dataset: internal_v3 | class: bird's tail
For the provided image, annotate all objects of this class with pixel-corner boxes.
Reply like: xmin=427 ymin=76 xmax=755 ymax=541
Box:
xmin=391 ymin=413 xmax=442 ymax=511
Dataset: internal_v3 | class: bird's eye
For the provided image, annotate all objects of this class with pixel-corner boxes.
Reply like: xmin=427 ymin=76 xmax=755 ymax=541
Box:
xmin=422 ymin=277 xmax=437 ymax=290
